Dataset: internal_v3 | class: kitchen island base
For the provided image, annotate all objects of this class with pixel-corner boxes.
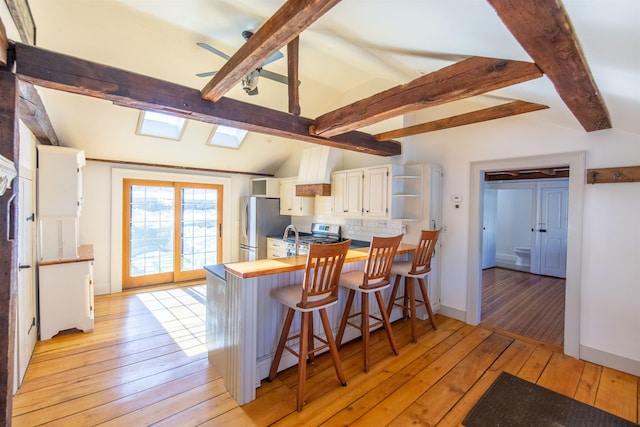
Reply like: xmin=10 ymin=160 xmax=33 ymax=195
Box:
xmin=205 ymin=245 xmax=434 ymax=405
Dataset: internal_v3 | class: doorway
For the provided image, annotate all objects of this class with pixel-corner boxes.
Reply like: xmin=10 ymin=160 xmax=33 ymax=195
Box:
xmin=467 ymin=152 xmax=586 ymax=358
xmin=483 ymin=179 xmax=569 ymax=278
xmin=122 ymin=179 xmax=223 ymax=289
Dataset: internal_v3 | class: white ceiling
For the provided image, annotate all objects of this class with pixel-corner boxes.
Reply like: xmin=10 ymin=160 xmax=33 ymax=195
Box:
xmin=19 ymin=0 xmax=640 ymax=174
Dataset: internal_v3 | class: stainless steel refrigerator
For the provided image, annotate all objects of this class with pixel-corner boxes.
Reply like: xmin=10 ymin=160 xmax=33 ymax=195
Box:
xmin=239 ymin=197 xmax=291 ymax=261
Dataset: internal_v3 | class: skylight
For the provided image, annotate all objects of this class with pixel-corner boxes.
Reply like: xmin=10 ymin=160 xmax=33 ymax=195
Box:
xmin=206 ymin=125 xmax=248 ymax=149
xmin=136 ymin=111 xmax=187 ymax=140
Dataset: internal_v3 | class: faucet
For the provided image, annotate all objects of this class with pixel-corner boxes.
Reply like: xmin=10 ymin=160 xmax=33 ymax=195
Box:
xmin=283 ymin=224 xmax=299 ymax=256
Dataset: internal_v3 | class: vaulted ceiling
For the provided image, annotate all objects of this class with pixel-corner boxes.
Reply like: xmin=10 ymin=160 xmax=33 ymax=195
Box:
xmin=3 ymin=0 xmax=638 ymax=175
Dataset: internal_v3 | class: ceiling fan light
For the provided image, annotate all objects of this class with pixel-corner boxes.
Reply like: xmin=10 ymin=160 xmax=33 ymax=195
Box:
xmin=242 ymin=70 xmax=260 ymax=94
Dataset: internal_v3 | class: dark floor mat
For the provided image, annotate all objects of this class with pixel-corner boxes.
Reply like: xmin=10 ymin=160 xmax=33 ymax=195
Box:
xmin=463 ymin=371 xmax=638 ymax=426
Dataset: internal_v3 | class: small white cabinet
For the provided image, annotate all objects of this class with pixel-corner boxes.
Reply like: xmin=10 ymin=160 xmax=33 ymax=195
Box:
xmin=250 ymin=177 xmax=280 ymax=198
xmin=37 ymin=145 xmax=85 ymax=217
xmin=279 ymin=177 xmax=314 ymax=216
xmin=38 ymin=245 xmax=95 ymax=340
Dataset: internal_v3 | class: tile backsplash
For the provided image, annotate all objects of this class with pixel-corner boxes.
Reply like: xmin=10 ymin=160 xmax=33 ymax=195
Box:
xmin=290 ymin=196 xmax=403 ymax=242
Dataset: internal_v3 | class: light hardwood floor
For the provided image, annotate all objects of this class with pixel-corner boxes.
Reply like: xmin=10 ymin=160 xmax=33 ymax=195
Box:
xmin=13 ymin=282 xmax=639 ymax=426
xmin=481 ymin=267 xmax=565 ymax=350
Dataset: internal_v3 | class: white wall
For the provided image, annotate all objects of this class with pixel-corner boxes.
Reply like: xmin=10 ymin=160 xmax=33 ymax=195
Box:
xmin=495 ymin=186 xmax=534 ymax=261
xmin=402 ymin=109 xmax=640 ymax=374
xmin=80 ymin=161 xmax=251 ymax=295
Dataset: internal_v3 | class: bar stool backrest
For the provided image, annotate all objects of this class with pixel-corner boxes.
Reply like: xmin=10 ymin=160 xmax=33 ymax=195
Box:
xmin=361 ymin=234 xmax=403 ymax=290
xmin=410 ymin=229 xmax=441 ymax=276
xmin=299 ymin=239 xmax=351 ymax=309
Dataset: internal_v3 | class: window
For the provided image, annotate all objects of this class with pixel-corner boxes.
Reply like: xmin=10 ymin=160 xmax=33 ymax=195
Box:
xmin=206 ymin=125 xmax=248 ymax=149
xmin=123 ymin=179 xmax=222 ymax=288
xmin=136 ymin=111 xmax=187 ymax=140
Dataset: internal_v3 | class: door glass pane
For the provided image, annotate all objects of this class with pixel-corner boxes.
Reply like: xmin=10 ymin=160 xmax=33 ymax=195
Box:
xmin=181 ymin=187 xmax=218 ymax=272
xmin=129 ymin=185 xmax=175 ymax=277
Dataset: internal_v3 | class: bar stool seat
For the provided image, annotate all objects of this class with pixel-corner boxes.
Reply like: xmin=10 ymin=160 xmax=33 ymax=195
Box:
xmin=268 ymin=239 xmax=351 ymax=412
xmin=336 ymin=234 xmax=403 ymax=373
xmin=387 ymin=229 xmax=441 ymax=343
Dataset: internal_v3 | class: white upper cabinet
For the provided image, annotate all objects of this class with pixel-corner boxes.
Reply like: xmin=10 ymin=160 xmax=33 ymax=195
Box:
xmin=37 ymin=145 xmax=85 ymax=217
xmin=332 ymin=165 xmax=391 ymax=219
xmin=331 ymin=169 xmax=363 ymax=217
xmin=250 ymin=177 xmax=280 ymax=198
xmin=279 ymin=177 xmax=314 ymax=216
xmin=363 ymin=166 xmax=390 ymax=219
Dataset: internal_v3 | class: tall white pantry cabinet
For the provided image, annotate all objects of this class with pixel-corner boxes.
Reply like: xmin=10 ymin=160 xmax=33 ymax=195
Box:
xmin=36 ymin=145 xmax=95 ymax=340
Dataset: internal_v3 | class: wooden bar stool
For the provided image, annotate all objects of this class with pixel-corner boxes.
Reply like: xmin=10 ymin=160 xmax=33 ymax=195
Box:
xmin=387 ymin=229 xmax=441 ymax=343
xmin=268 ymin=239 xmax=351 ymax=412
xmin=336 ymin=234 xmax=403 ymax=373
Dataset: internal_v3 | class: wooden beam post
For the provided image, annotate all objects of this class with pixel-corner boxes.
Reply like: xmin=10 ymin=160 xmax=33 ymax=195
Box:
xmin=0 ymin=70 xmax=19 ymax=425
xmin=287 ymin=36 xmax=301 ymax=116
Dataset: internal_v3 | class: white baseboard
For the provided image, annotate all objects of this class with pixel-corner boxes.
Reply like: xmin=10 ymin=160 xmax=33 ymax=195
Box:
xmin=436 ymin=304 xmax=466 ymax=322
xmin=580 ymin=345 xmax=640 ymax=377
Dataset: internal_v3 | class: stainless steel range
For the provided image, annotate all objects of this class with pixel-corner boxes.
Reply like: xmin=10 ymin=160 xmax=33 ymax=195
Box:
xmin=284 ymin=223 xmax=344 ymax=256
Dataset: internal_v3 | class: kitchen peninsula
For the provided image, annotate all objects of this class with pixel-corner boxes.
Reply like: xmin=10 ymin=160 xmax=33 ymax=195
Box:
xmin=204 ymin=243 xmax=417 ymax=405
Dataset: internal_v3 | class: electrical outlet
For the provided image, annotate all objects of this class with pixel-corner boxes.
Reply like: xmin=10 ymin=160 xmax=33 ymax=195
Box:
xmin=377 ymin=220 xmax=387 ymax=227
xmin=401 ymin=224 xmax=407 ymax=234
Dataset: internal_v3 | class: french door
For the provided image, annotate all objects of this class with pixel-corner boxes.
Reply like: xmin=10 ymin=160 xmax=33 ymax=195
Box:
xmin=123 ymin=179 xmax=223 ymax=288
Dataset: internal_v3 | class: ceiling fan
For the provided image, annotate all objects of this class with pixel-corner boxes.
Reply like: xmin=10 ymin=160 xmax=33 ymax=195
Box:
xmin=196 ymin=30 xmax=289 ymax=96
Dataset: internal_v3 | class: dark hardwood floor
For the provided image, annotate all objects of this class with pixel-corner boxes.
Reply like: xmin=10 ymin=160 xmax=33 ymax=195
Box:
xmin=12 ymin=280 xmax=638 ymax=426
xmin=481 ymin=267 xmax=565 ymax=350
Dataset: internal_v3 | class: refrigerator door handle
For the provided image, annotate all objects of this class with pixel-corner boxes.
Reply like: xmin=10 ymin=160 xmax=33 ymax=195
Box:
xmin=241 ymin=198 xmax=249 ymax=241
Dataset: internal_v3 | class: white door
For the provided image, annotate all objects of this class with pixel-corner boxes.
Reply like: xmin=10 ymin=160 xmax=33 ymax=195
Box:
xmin=482 ymin=187 xmax=497 ymax=269
xmin=535 ymin=182 xmax=568 ymax=278
xmin=16 ymin=176 xmax=37 ymax=387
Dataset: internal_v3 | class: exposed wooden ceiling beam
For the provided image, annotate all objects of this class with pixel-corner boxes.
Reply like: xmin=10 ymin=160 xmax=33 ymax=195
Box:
xmin=201 ymin=0 xmax=341 ymax=102
xmin=0 ymin=18 xmax=7 ymax=66
xmin=374 ymin=100 xmax=548 ymax=140
xmin=13 ymin=42 xmax=400 ymax=157
xmin=287 ymin=36 xmax=301 ymax=116
xmin=17 ymin=80 xmax=59 ymax=145
xmin=487 ymin=0 xmax=611 ymax=132
xmin=4 ymin=0 xmax=35 ymax=45
xmin=311 ymin=56 xmax=543 ymax=138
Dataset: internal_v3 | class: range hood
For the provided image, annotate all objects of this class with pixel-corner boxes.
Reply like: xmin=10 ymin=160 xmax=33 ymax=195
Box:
xmin=295 ymin=147 xmax=339 ymax=197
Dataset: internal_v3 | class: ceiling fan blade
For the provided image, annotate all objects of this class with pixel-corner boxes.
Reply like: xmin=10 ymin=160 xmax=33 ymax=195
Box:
xmin=258 ymin=69 xmax=289 ymax=85
xmin=260 ymin=51 xmax=284 ymax=67
xmin=196 ymin=42 xmax=231 ymax=60
xmin=259 ymin=69 xmax=301 ymax=86
xmin=196 ymin=71 xmax=218 ymax=77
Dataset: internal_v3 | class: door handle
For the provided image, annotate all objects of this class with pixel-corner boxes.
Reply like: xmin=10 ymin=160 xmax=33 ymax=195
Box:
xmin=538 ymin=229 xmax=547 ymax=233
xmin=19 ymin=264 xmax=32 ymax=270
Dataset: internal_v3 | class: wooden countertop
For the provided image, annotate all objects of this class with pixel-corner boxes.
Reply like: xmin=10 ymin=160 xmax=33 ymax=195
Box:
xmin=39 ymin=244 xmax=95 ymax=266
xmin=224 ymin=243 xmax=415 ymax=279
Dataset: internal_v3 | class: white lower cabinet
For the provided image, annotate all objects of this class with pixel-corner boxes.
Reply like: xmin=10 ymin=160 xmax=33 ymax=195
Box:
xmin=38 ymin=254 xmax=94 ymax=340
xmin=267 ymin=237 xmax=289 ymax=258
